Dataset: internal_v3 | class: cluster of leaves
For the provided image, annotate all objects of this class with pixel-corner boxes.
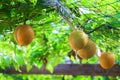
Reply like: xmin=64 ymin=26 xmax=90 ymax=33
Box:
xmin=0 ymin=0 xmax=120 ymax=80
xmin=0 ymin=0 xmax=71 ymax=74
xmin=67 ymin=0 xmax=120 ymax=54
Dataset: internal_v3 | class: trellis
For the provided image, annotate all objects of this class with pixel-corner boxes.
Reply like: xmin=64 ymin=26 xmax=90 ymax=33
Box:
xmin=0 ymin=64 xmax=120 ymax=76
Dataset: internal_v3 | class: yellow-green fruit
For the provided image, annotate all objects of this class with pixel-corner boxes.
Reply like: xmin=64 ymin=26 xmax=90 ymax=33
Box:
xmin=14 ymin=25 xmax=34 ymax=46
xmin=100 ymin=52 xmax=115 ymax=69
xmin=68 ymin=30 xmax=88 ymax=51
xmin=77 ymin=39 xmax=96 ymax=59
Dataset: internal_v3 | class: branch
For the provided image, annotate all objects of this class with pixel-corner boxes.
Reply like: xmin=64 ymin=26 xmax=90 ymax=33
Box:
xmin=36 ymin=0 xmax=81 ymax=30
xmin=87 ymin=24 xmax=106 ymax=34
xmin=87 ymin=23 xmax=120 ymax=34
xmin=53 ymin=0 xmax=77 ymax=30
xmin=1 ymin=64 xmax=120 ymax=76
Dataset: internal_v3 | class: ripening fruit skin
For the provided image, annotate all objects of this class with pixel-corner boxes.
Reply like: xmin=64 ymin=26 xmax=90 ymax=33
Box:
xmin=14 ymin=25 xmax=34 ymax=46
xmin=100 ymin=52 xmax=115 ymax=69
xmin=77 ymin=39 xmax=96 ymax=59
xmin=68 ymin=30 xmax=88 ymax=51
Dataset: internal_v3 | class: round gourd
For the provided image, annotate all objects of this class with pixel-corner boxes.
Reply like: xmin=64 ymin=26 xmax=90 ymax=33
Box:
xmin=68 ymin=30 xmax=88 ymax=51
xmin=100 ymin=52 xmax=115 ymax=69
xmin=77 ymin=39 xmax=96 ymax=59
xmin=14 ymin=25 xmax=34 ymax=46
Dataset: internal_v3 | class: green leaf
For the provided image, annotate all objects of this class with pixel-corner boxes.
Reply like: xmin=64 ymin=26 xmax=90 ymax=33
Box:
xmin=46 ymin=64 xmax=54 ymax=73
xmin=15 ymin=56 xmax=24 ymax=65
xmin=70 ymin=55 xmax=76 ymax=63
xmin=26 ymin=63 xmax=33 ymax=72
xmin=13 ymin=64 xmax=21 ymax=72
